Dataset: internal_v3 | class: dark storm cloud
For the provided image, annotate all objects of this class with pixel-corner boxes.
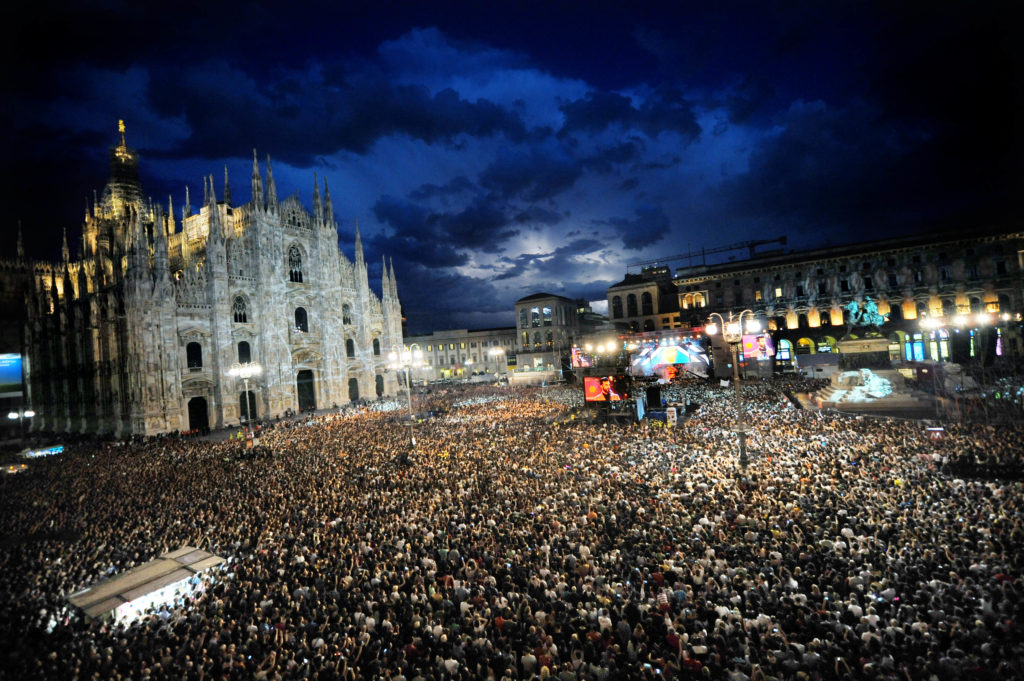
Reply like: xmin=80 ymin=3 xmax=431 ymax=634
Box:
xmin=713 ymin=98 xmax=948 ymax=244
xmin=493 ymin=238 xmax=597 ymax=283
xmin=479 ymin=144 xmax=582 ymax=201
xmin=606 ymin=204 xmax=671 ymax=250
xmin=372 ymin=192 xmax=519 ymax=263
xmin=559 ymin=88 xmax=701 ymax=140
xmin=371 ymin=195 xmax=468 ymax=268
xmin=149 ymin=62 xmax=529 ymax=162
xmin=435 ymin=197 xmax=518 ymax=252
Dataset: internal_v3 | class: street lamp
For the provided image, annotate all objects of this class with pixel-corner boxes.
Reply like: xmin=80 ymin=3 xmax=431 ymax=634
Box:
xmin=228 ymin=362 xmax=262 ymax=426
xmin=706 ymin=309 xmax=760 ymax=468
xmin=488 ymin=346 xmax=505 ymax=378
xmin=7 ymin=408 xmax=35 ymax=442
xmin=388 ymin=348 xmax=423 ymax=448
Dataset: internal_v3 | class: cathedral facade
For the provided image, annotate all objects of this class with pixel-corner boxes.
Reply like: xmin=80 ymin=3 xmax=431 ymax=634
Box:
xmin=24 ymin=124 xmax=404 ymax=436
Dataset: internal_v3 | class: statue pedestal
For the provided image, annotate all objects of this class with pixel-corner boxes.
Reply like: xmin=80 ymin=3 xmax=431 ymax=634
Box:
xmin=837 ymin=338 xmax=891 ymax=371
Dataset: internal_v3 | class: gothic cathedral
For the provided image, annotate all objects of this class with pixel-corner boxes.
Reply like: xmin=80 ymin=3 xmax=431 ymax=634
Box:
xmin=24 ymin=123 xmax=405 ymax=436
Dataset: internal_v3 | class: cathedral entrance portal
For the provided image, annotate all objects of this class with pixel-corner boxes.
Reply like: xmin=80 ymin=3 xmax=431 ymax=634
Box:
xmin=296 ymin=370 xmax=316 ymax=412
xmin=348 ymin=377 xmax=360 ymax=402
xmin=187 ymin=397 xmax=209 ymax=434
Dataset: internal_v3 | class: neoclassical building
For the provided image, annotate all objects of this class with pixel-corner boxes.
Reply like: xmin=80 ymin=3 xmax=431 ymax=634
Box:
xmin=23 ymin=123 xmax=404 ymax=436
xmin=672 ymin=227 xmax=1023 ymax=367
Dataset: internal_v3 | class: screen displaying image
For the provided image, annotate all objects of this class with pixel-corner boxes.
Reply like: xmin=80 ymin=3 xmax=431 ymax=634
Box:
xmin=583 ymin=375 xmax=629 ymax=402
xmin=570 ymin=347 xmax=593 ymax=368
xmin=629 ymin=339 xmax=709 ymax=378
xmin=0 ymin=354 xmax=23 ymax=397
xmin=741 ymin=334 xmax=775 ymax=360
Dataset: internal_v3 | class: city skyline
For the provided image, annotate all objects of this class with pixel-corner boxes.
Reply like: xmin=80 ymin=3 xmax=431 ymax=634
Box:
xmin=4 ymin=1 xmax=1020 ymax=334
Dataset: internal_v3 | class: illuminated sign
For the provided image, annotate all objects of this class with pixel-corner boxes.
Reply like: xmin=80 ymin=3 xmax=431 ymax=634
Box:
xmin=0 ymin=354 xmax=23 ymax=397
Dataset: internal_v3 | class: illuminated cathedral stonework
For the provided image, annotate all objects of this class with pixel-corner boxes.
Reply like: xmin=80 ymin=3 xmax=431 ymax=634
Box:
xmin=25 ymin=124 xmax=404 ymax=436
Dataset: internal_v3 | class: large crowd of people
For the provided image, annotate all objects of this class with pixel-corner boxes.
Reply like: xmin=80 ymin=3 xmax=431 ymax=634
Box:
xmin=1 ymin=377 xmax=1021 ymax=681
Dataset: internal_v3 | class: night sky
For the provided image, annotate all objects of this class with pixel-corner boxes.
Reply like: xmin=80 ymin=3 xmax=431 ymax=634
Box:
xmin=3 ymin=1 xmax=1020 ymax=333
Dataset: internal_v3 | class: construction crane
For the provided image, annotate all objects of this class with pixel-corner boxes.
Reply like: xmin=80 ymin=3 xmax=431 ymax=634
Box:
xmin=626 ymin=236 xmax=787 ymax=271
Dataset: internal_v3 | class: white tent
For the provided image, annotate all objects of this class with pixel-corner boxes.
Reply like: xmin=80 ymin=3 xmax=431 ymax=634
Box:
xmin=68 ymin=546 xmax=224 ymax=622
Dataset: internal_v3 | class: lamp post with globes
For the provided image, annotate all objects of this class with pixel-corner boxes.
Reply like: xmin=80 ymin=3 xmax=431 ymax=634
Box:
xmin=228 ymin=362 xmax=262 ymax=428
xmin=388 ymin=348 xmax=423 ymax=447
xmin=706 ymin=309 xmax=760 ymax=468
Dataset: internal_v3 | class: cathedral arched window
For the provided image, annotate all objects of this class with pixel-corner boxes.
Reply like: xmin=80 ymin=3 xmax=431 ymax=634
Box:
xmin=288 ymin=245 xmax=304 ymax=283
xmin=233 ymin=296 xmax=248 ymax=323
xmin=626 ymin=294 xmax=638 ymax=317
xmin=372 ymin=338 xmax=381 ymax=356
xmin=611 ymin=296 xmax=623 ymax=319
xmin=641 ymin=292 xmax=654 ymax=316
xmin=346 ymin=338 xmax=355 ymax=358
xmin=295 ymin=307 xmax=309 ymax=333
xmin=238 ymin=341 xmax=251 ymax=364
xmin=342 ymin=303 xmax=352 ymax=325
xmin=186 ymin=342 xmax=203 ymax=370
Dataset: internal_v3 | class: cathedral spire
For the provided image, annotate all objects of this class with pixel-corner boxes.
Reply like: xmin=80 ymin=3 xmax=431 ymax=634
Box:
xmin=382 ymin=255 xmax=391 ymax=297
xmin=354 ymin=221 xmax=365 ymax=268
xmin=389 ymin=257 xmax=398 ymax=298
xmin=265 ymin=154 xmax=278 ymax=212
xmin=251 ymin=149 xmax=264 ymax=210
xmin=17 ymin=221 xmax=25 ymax=262
xmin=62 ymin=228 xmax=70 ymax=263
xmin=323 ymin=176 xmax=334 ymax=225
xmin=184 ymin=185 xmax=192 ymax=219
xmin=167 ymin=195 xmax=176 ymax=234
xmin=313 ymin=172 xmax=323 ymax=223
xmin=223 ymin=165 xmax=232 ymax=206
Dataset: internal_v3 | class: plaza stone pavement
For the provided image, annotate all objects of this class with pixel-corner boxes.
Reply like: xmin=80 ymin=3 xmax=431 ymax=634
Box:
xmin=0 ymin=378 xmax=1021 ymax=681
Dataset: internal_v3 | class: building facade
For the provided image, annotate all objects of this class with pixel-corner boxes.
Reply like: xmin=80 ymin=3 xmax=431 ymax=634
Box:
xmin=606 ymin=265 xmax=682 ymax=331
xmin=671 ymin=228 xmax=1024 ymax=369
xmin=23 ymin=123 xmax=404 ymax=436
xmin=403 ymin=328 xmax=517 ymax=380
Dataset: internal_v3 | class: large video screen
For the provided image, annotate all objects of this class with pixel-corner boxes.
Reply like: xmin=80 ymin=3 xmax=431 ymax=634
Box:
xmin=583 ymin=375 xmax=630 ymax=402
xmin=0 ymin=354 xmax=23 ymax=397
xmin=629 ymin=339 xmax=709 ymax=378
xmin=741 ymin=333 xmax=775 ymax=361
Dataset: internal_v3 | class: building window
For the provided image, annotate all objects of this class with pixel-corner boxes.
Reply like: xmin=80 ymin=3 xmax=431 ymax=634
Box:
xmin=643 ymin=319 xmax=655 ymax=331
xmin=372 ymin=338 xmax=381 ymax=356
xmin=755 ymin=290 xmax=762 ymax=301
xmin=460 ymin=342 xmax=466 ymax=349
xmin=186 ymin=342 xmax=203 ymax=369
xmin=531 ymin=307 xmax=541 ymax=327
xmin=295 ymin=307 xmax=309 ymax=333
xmin=641 ymin=292 xmax=653 ymax=316
xmin=996 ymin=260 xmax=1008 ymax=276
xmin=796 ymin=285 xmax=804 ymax=298
xmin=519 ymin=309 xmax=528 ymax=328
xmin=342 ymin=303 xmax=352 ymax=325
xmin=542 ymin=306 xmax=552 ymax=326
xmin=233 ymin=296 xmax=248 ymax=323
xmin=238 ymin=341 xmax=251 ymax=363
xmin=427 ymin=345 xmax=432 ymax=352
xmin=346 ymin=338 xmax=355 ymax=358
xmin=840 ymin=280 xmax=850 ymax=292
xmin=449 ymin=343 xmax=455 ymax=350
xmin=627 ymin=294 xmax=638 ymax=317
xmin=774 ymin=287 xmax=783 ymax=299
xmin=611 ymin=296 xmax=623 ymax=319
xmin=888 ymin=273 xmax=898 ymax=288
xmin=288 ymin=245 xmax=303 ymax=283
xmin=940 ymin=267 xmax=951 ymax=283
xmin=818 ymin=281 xmax=827 ymax=295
